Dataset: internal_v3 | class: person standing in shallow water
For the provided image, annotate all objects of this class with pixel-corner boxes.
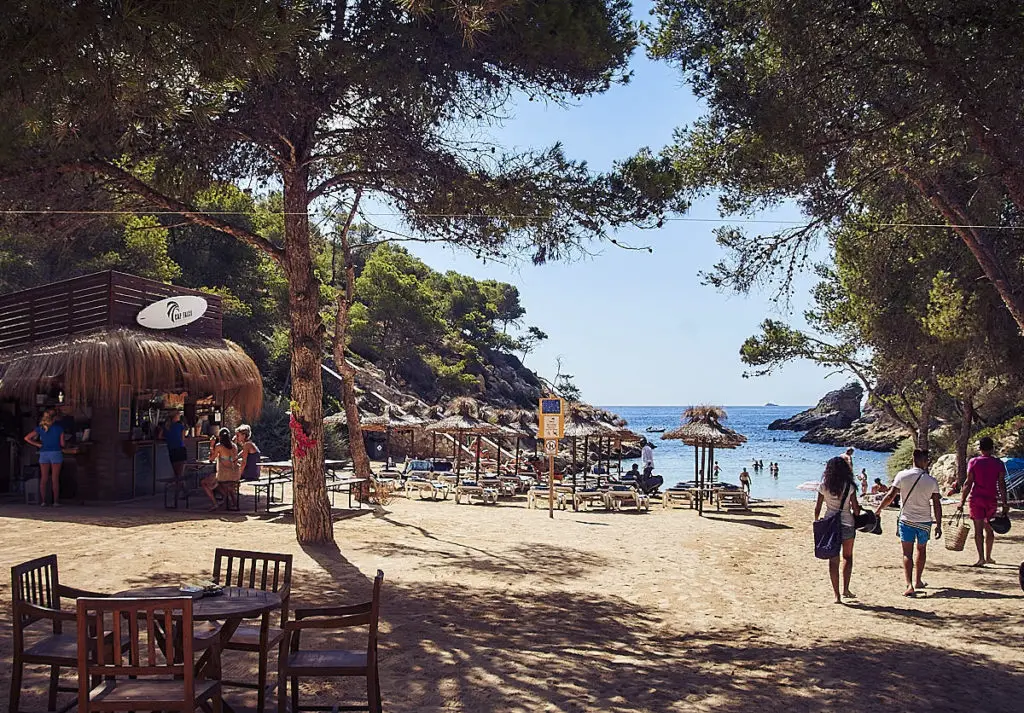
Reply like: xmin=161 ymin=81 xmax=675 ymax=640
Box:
xmin=815 ymin=456 xmax=862 ymax=603
xmin=958 ymin=436 xmax=1008 ymax=566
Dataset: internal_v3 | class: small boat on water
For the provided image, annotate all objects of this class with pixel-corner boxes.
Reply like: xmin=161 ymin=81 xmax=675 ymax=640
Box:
xmin=645 ymin=426 xmax=666 ymax=433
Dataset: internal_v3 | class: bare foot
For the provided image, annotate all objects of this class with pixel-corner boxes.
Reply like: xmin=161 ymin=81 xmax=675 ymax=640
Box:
xmin=915 ymin=581 xmax=928 ymax=589
xmin=970 ymin=561 xmax=986 ymax=567
xmin=842 ymin=591 xmax=856 ymax=599
xmin=986 ymin=558 xmax=996 ymax=564
xmin=903 ymin=585 xmax=916 ymax=597
xmin=834 ymin=597 xmax=842 ymax=604
xmin=207 ymin=504 xmax=221 ymax=512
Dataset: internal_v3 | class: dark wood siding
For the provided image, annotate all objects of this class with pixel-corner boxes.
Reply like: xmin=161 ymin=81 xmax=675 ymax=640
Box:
xmin=0 ymin=271 xmax=223 ymax=353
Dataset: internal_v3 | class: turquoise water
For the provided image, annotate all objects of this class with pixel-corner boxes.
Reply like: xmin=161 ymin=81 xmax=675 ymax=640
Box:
xmin=604 ymin=406 xmax=893 ymax=501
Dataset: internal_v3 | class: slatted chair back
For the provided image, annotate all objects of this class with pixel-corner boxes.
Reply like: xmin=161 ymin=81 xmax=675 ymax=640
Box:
xmin=12 ymin=554 xmax=63 ymax=636
xmin=289 ymin=569 xmax=384 ymax=662
xmin=212 ymin=548 xmax=293 ymax=618
xmin=75 ymin=597 xmax=195 ymax=713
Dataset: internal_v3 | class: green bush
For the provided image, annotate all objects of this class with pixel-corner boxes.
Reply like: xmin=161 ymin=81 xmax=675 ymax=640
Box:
xmin=886 ymin=438 xmax=915 ymax=480
xmin=973 ymin=415 xmax=1024 ymax=457
xmin=252 ymin=394 xmax=291 ymax=461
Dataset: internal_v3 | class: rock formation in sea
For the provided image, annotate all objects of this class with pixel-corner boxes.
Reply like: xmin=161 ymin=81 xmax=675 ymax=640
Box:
xmin=769 ymin=382 xmax=905 ymax=452
xmin=768 ymin=383 xmax=864 ymax=432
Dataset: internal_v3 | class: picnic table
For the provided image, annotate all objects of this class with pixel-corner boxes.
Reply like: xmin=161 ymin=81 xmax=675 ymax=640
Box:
xmin=113 ymin=585 xmax=282 ymax=713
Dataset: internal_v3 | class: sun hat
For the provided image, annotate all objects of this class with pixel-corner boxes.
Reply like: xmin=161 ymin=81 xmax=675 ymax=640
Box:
xmin=991 ymin=515 xmax=1011 ymax=535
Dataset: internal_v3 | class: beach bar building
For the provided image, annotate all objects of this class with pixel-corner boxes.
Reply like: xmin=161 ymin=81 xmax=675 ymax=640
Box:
xmin=0 ymin=271 xmax=262 ymax=502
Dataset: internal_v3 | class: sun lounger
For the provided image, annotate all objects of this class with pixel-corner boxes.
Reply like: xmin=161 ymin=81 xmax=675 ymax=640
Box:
xmin=404 ymin=477 xmax=451 ymax=500
xmin=454 ymin=481 xmax=499 ymax=505
xmin=662 ymin=488 xmax=696 ymax=509
xmin=527 ymin=485 xmax=572 ymax=510
xmin=604 ymin=487 xmax=650 ymax=511
xmin=715 ymin=488 xmax=749 ymax=510
xmin=573 ymin=489 xmax=609 ymax=510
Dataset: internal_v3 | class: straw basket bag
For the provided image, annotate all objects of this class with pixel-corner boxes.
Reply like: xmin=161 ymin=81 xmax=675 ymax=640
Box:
xmin=945 ymin=510 xmax=971 ymax=552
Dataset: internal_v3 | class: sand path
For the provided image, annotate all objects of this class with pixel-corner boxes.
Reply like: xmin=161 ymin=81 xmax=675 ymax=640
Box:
xmin=1 ymin=496 xmax=1022 ymax=712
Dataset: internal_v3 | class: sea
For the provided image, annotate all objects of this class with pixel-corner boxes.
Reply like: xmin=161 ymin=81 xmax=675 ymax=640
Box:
xmin=604 ymin=405 xmax=893 ymax=501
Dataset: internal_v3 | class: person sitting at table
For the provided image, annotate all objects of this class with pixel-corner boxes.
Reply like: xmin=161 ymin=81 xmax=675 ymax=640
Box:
xmin=203 ymin=428 xmax=239 ymax=511
xmin=235 ymin=424 xmax=262 ymax=481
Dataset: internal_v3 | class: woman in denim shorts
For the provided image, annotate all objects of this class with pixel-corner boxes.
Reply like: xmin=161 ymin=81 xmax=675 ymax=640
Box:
xmin=24 ymin=409 xmax=65 ymax=506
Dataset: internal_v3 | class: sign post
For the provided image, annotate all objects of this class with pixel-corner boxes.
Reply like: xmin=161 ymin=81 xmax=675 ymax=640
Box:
xmin=538 ymin=397 xmax=565 ymax=519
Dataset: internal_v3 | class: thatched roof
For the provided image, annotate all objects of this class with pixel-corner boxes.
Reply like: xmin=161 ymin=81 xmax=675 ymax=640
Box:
xmin=661 ymin=405 xmax=747 ymax=449
xmin=425 ymin=396 xmax=500 ymax=435
xmin=494 ymin=409 xmax=537 ymax=438
xmin=0 ymin=328 xmax=262 ymax=419
xmin=324 ymin=405 xmax=423 ymax=432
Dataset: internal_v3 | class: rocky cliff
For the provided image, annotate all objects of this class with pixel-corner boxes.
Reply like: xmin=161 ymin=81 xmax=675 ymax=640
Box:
xmin=769 ymin=383 xmax=864 ymax=431
xmin=770 ymin=383 xmax=905 ymax=452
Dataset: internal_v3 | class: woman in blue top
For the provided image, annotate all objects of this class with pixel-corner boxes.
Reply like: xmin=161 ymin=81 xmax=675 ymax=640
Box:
xmin=24 ymin=409 xmax=65 ymax=506
xmin=158 ymin=411 xmax=189 ymax=485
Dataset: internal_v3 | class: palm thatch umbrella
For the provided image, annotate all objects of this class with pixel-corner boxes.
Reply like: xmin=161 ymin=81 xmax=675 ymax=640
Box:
xmin=324 ymin=406 xmax=423 ymax=462
xmin=0 ymin=328 xmax=263 ymax=418
xmin=425 ymin=397 xmax=500 ymax=480
xmin=599 ymin=422 xmax=642 ymax=477
xmin=662 ymin=405 xmax=747 ymax=515
xmin=495 ymin=409 xmax=537 ymax=476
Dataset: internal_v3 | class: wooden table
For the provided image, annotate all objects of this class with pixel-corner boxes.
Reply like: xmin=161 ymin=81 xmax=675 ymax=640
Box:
xmin=114 ymin=585 xmax=281 ymax=712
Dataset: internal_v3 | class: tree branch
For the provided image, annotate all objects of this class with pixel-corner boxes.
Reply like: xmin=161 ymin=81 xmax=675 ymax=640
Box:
xmin=69 ymin=160 xmax=286 ymax=264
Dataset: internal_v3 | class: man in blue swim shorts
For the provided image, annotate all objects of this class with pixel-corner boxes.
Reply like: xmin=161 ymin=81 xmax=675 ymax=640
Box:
xmin=874 ymin=449 xmax=943 ymax=597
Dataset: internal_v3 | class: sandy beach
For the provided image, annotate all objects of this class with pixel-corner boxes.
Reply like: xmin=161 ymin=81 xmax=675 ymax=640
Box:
xmin=2 ymin=495 xmax=1023 ymax=712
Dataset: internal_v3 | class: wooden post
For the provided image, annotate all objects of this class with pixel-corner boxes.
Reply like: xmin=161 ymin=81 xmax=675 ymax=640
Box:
xmin=694 ymin=445 xmax=699 ymax=512
xmin=699 ymin=444 xmax=707 ymax=516
xmin=455 ymin=430 xmax=462 ymax=484
xmin=431 ymin=432 xmax=437 ymax=460
xmin=474 ymin=434 xmax=481 ymax=478
xmin=514 ymin=435 xmax=521 ymax=475
xmin=548 ymin=453 xmax=555 ymax=519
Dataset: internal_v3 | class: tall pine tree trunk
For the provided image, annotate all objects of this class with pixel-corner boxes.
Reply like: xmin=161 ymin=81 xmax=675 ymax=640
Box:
xmin=334 ymin=294 xmax=373 ymax=483
xmin=956 ymin=397 xmax=975 ymax=489
xmin=333 ymin=190 xmax=373 ymax=487
xmin=282 ymin=166 xmax=333 ymax=543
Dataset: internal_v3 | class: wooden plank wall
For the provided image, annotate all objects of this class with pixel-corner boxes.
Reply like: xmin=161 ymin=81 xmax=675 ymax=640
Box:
xmin=109 ymin=272 xmax=223 ymax=339
xmin=0 ymin=271 xmax=223 ymax=353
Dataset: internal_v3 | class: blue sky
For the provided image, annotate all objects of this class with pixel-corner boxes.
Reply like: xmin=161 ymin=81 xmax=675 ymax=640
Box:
xmin=402 ymin=2 xmax=840 ymax=407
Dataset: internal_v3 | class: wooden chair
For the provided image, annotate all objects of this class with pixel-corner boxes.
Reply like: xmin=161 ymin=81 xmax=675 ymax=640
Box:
xmin=278 ymin=570 xmax=384 ymax=713
xmin=9 ymin=554 xmax=111 ymax=713
xmin=75 ymin=596 xmax=222 ymax=713
xmin=212 ymin=548 xmax=293 ymax=713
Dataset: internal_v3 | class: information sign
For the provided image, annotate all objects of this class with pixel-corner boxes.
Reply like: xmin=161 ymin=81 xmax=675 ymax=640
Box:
xmin=537 ymin=397 xmax=564 ymax=439
xmin=543 ymin=439 xmax=558 ymax=456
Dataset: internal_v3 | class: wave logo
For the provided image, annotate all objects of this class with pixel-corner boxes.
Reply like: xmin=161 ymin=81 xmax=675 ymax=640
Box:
xmin=166 ymin=301 xmax=193 ymax=324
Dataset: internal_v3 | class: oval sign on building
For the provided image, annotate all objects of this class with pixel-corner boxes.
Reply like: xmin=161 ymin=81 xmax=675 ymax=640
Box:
xmin=136 ymin=295 xmax=208 ymax=330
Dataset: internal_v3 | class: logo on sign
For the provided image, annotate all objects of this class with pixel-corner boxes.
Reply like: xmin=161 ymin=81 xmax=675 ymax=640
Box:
xmin=543 ymin=439 xmax=558 ymax=455
xmin=165 ymin=301 xmax=194 ymax=325
xmin=136 ymin=295 xmax=208 ymax=330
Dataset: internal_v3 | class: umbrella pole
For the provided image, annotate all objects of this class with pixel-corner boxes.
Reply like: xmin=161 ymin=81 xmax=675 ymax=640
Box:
xmin=455 ymin=431 xmax=462 ymax=484
xmin=584 ymin=436 xmax=590 ymax=486
xmin=696 ymin=446 xmax=704 ymax=512
xmin=617 ymin=439 xmax=622 ymax=476
xmin=700 ymin=445 xmax=707 ymax=516
xmin=497 ymin=434 xmax=503 ymax=476
xmin=385 ymin=428 xmax=391 ymax=466
xmin=432 ymin=433 xmax=437 ymax=460
xmin=514 ymin=436 xmax=521 ymax=476
xmin=475 ymin=435 xmax=481 ymax=478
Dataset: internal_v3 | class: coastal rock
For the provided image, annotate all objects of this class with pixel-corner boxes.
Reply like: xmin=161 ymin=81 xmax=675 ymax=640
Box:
xmin=798 ymin=405 xmax=908 ymax=452
xmin=930 ymin=453 xmax=958 ymax=494
xmin=768 ymin=383 xmax=863 ymax=431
